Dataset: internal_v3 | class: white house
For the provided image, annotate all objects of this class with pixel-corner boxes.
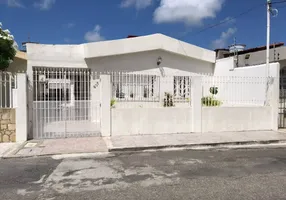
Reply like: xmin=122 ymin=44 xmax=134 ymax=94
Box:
xmin=24 ymin=34 xmax=220 ymax=139
xmin=0 ymin=33 xmax=275 ymax=140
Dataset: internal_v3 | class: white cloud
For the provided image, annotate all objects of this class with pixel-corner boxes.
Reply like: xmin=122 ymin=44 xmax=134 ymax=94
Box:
xmin=211 ymin=27 xmax=237 ymax=49
xmin=121 ymin=0 xmax=153 ymax=9
xmin=63 ymin=23 xmax=75 ymax=29
xmin=34 ymin=0 xmax=56 ymax=10
xmin=84 ymin=25 xmax=105 ymax=42
xmin=7 ymin=0 xmax=24 ymax=8
xmin=221 ymin=16 xmax=236 ymax=25
xmin=154 ymin=0 xmax=224 ymax=25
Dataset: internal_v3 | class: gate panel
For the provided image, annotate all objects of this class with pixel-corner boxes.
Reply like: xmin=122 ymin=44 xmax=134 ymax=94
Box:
xmin=33 ymin=67 xmax=101 ymax=139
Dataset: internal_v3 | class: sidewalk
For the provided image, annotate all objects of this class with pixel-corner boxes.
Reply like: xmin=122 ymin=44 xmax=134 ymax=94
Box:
xmin=3 ymin=137 xmax=108 ymax=158
xmin=105 ymin=131 xmax=286 ymax=152
xmin=2 ymin=131 xmax=286 ymax=158
xmin=0 ymin=143 xmax=23 ymax=158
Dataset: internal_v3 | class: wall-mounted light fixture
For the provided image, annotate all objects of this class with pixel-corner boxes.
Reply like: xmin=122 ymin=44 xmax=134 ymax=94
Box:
xmin=157 ymin=56 xmax=162 ymax=66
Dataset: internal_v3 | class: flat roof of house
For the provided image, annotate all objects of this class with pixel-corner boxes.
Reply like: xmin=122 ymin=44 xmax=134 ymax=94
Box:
xmin=84 ymin=33 xmax=216 ymax=63
xmin=27 ymin=33 xmax=216 ymax=64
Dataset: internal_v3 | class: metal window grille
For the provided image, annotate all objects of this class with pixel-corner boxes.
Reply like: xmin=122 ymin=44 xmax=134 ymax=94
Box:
xmin=0 ymin=71 xmax=17 ymax=108
xmin=111 ymin=72 xmax=160 ymax=102
xmin=173 ymin=76 xmax=191 ymax=102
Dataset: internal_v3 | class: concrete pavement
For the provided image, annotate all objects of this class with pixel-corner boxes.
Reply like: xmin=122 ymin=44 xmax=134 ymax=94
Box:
xmin=1 ymin=148 xmax=286 ymax=199
xmin=3 ymin=137 xmax=108 ymax=158
xmin=2 ymin=131 xmax=286 ymax=158
xmin=0 ymin=142 xmax=23 ymax=158
xmin=106 ymin=131 xmax=286 ymax=152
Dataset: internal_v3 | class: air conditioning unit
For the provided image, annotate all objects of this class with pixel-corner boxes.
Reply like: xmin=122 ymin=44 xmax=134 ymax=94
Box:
xmin=38 ymin=74 xmax=47 ymax=83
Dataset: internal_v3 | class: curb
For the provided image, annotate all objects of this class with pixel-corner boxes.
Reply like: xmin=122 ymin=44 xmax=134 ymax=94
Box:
xmin=2 ymin=151 xmax=112 ymax=160
xmin=2 ymin=140 xmax=286 ymax=159
xmin=0 ymin=142 xmax=26 ymax=159
xmin=108 ymin=140 xmax=286 ymax=153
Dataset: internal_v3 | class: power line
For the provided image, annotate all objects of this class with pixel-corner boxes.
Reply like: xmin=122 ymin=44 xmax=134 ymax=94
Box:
xmin=191 ymin=3 xmax=265 ymax=36
xmin=272 ymin=0 xmax=286 ymax=5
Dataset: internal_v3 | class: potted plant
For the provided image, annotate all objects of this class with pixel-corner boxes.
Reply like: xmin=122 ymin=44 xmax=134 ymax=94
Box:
xmin=163 ymin=92 xmax=174 ymax=107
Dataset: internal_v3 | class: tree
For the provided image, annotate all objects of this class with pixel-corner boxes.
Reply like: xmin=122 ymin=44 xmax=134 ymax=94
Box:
xmin=0 ymin=22 xmax=16 ymax=71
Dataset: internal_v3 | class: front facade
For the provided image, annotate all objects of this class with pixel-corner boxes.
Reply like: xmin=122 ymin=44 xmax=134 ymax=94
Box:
xmin=25 ymin=34 xmax=217 ymax=139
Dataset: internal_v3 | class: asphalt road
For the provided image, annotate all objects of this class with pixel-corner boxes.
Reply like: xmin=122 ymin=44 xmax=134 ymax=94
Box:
xmin=1 ymin=148 xmax=286 ymax=200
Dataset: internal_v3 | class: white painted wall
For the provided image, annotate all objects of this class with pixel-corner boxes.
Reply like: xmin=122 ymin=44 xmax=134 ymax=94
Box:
xmin=212 ymin=60 xmax=280 ymax=106
xmin=27 ymin=43 xmax=87 ymax=69
xmin=86 ymin=50 xmax=214 ymax=74
xmin=15 ymin=74 xmax=28 ymax=142
xmin=111 ymin=106 xmax=274 ymax=136
xmin=202 ymin=107 xmax=273 ymax=132
xmin=214 ymin=57 xmax=279 ymax=77
xmin=111 ymin=108 xmax=192 ymax=136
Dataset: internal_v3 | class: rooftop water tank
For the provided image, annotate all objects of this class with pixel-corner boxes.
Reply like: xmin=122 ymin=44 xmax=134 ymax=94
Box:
xmin=229 ymin=44 xmax=246 ymax=53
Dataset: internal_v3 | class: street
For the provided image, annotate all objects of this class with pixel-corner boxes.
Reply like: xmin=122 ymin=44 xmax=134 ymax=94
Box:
xmin=1 ymin=148 xmax=286 ymax=200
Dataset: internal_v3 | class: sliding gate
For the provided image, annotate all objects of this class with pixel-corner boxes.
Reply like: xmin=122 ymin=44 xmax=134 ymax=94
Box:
xmin=32 ymin=67 xmax=101 ymax=139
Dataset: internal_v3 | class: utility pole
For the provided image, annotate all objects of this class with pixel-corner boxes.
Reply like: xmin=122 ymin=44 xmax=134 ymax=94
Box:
xmin=266 ymin=0 xmax=271 ymax=78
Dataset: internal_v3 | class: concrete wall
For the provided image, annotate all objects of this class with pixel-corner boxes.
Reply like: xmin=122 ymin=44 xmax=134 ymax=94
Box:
xmin=7 ymin=57 xmax=27 ymax=73
xmin=202 ymin=107 xmax=273 ymax=132
xmin=0 ymin=109 xmax=16 ymax=142
xmin=214 ymin=57 xmax=279 ymax=77
xmin=213 ymin=60 xmax=280 ymax=106
xmin=111 ymin=106 xmax=274 ymax=136
xmin=111 ymin=108 xmax=192 ymax=136
xmin=86 ymin=50 xmax=214 ymax=74
xmin=27 ymin=43 xmax=87 ymax=69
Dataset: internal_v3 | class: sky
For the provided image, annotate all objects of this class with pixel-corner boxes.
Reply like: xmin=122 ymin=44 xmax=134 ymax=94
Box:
xmin=0 ymin=0 xmax=286 ymax=51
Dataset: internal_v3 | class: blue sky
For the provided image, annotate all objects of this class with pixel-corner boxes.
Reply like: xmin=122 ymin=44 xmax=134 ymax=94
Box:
xmin=0 ymin=0 xmax=286 ymax=50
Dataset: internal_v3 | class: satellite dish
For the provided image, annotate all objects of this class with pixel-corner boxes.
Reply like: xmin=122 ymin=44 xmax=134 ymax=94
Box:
xmin=271 ymin=8 xmax=278 ymax=17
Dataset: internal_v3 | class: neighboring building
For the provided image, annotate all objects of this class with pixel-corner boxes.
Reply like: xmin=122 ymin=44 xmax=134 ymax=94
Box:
xmin=216 ymin=42 xmax=286 ymax=69
xmin=7 ymin=51 xmax=27 ymax=73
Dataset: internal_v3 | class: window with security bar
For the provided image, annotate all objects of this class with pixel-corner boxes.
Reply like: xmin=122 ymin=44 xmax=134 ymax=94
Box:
xmin=173 ymin=76 xmax=191 ymax=101
xmin=33 ymin=67 xmax=91 ymax=102
xmin=111 ymin=73 xmax=160 ymax=102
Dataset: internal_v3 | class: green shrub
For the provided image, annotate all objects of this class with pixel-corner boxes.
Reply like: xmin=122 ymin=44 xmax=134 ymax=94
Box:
xmin=201 ymin=96 xmax=222 ymax=107
xmin=110 ymin=99 xmax=116 ymax=107
xmin=163 ymin=92 xmax=174 ymax=107
xmin=209 ymin=86 xmax=218 ymax=95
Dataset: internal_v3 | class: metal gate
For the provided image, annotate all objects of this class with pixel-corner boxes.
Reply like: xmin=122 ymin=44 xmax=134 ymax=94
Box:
xmin=279 ymin=69 xmax=286 ymax=128
xmin=32 ymin=67 xmax=101 ymax=139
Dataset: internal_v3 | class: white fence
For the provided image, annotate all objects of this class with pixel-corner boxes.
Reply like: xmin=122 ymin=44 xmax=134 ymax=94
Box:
xmin=202 ymin=76 xmax=269 ymax=107
xmin=109 ymin=72 xmax=277 ymax=136
xmin=25 ymin=69 xmax=278 ymax=139
xmin=110 ymin=72 xmax=270 ymax=108
xmin=0 ymin=72 xmax=17 ymax=108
